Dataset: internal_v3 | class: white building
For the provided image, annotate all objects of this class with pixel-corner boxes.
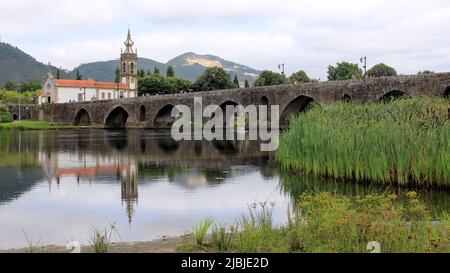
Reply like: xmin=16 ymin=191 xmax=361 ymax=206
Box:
xmin=38 ymin=30 xmax=138 ymax=105
xmin=38 ymin=74 xmax=135 ymax=104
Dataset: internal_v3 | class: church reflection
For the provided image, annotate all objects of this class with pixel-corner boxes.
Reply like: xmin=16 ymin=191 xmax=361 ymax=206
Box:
xmin=32 ymin=129 xmax=276 ymax=223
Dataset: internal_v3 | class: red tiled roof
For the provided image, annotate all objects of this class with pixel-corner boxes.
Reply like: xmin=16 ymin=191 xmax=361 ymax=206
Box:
xmin=55 ymin=79 xmax=128 ymax=90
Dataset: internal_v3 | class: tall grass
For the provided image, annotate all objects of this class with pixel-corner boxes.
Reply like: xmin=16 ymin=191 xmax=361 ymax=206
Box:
xmin=88 ymin=223 xmax=120 ymax=253
xmin=181 ymin=193 xmax=450 ymax=253
xmin=277 ymin=97 xmax=450 ymax=188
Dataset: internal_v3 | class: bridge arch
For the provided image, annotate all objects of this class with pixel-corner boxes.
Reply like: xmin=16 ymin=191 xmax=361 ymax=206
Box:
xmin=378 ymin=90 xmax=410 ymax=102
xmin=73 ymin=108 xmax=91 ymax=126
xmin=281 ymin=95 xmax=316 ymax=127
xmin=139 ymin=105 xmax=146 ymax=121
xmin=444 ymin=86 xmax=450 ymax=98
xmin=220 ymin=100 xmax=239 ymax=127
xmin=341 ymin=94 xmax=352 ymax=102
xmin=105 ymin=106 xmax=130 ymax=128
xmin=154 ymin=104 xmax=175 ymax=127
xmin=260 ymin=96 xmax=269 ymax=106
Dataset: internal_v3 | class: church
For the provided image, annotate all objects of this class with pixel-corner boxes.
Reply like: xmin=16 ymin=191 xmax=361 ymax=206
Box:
xmin=38 ymin=30 xmax=138 ymax=105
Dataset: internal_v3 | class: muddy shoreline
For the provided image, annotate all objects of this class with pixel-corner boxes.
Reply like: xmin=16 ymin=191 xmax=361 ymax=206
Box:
xmin=0 ymin=236 xmax=184 ymax=253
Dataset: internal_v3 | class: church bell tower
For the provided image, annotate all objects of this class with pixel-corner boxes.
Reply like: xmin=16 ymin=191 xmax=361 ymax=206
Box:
xmin=120 ymin=29 xmax=138 ymax=91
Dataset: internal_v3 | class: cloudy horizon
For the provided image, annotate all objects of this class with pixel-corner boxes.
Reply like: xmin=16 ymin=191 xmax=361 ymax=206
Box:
xmin=1 ymin=0 xmax=449 ymax=79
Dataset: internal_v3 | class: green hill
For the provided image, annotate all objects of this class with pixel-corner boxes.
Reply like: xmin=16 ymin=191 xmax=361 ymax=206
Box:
xmin=0 ymin=42 xmax=68 ymax=84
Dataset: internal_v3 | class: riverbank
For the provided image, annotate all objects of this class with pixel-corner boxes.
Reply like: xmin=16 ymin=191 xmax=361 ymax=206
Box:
xmin=0 ymin=120 xmax=79 ymax=130
xmin=0 ymin=237 xmax=183 ymax=253
xmin=277 ymin=97 xmax=450 ymax=188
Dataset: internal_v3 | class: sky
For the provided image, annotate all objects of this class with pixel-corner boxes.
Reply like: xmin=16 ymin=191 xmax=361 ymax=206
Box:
xmin=1 ymin=0 xmax=449 ymax=79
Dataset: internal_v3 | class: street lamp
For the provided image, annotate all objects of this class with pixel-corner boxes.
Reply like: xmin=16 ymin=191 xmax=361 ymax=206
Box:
xmin=17 ymin=83 xmax=22 ymax=121
xmin=360 ymin=57 xmax=367 ymax=76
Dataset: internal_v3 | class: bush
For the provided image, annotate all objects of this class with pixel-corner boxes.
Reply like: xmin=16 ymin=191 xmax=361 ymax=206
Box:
xmin=0 ymin=104 xmax=13 ymax=123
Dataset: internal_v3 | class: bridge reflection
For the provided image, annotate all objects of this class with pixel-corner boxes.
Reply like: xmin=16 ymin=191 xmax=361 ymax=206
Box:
xmin=34 ymin=129 xmax=275 ymax=222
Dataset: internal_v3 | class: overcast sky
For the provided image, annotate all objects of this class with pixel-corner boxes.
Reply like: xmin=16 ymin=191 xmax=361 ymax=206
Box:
xmin=1 ymin=0 xmax=449 ymax=79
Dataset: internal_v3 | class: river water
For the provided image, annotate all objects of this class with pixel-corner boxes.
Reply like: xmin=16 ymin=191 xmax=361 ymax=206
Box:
xmin=0 ymin=129 xmax=448 ymax=249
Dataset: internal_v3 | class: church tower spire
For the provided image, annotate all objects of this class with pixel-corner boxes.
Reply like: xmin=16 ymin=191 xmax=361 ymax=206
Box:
xmin=120 ymin=29 xmax=138 ymax=92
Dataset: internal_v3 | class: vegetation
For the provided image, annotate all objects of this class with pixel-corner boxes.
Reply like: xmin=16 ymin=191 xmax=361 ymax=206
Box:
xmin=327 ymin=62 xmax=363 ymax=81
xmin=0 ymin=42 xmax=64 ymax=83
xmin=244 ymin=80 xmax=250 ymax=88
xmin=75 ymin=68 xmax=82 ymax=80
xmin=88 ymin=223 xmax=120 ymax=253
xmin=233 ymin=75 xmax=240 ymax=88
xmin=418 ymin=70 xmax=435 ymax=75
xmin=289 ymin=70 xmax=311 ymax=84
xmin=278 ymin=97 xmax=450 ymax=188
xmin=192 ymin=67 xmax=235 ymax=92
xmin=0 ymin=89 xmax=40 ymax=104
xmin=191 ymin=218 xmax=215 ymax=246
xmin=0 ymin=120 xmax=77 ymax=130
xmin=181 ymin=192 xmax=449 ymax=253
xmin=0 ymin=104 xmax=13 ymax=123
xmin=167 ymin=65 xmax=175 ymax=77
xmin=138 ymin=73 xmax=191 ymax=95
xmin=254 ymin=70 xmax=286 ymax=87
xmin=367 ymin=63 xmax=397 ymax=77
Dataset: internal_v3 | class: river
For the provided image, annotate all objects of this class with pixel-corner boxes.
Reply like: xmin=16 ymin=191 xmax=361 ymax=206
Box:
xmin=0 ymin=129 xmax=448 ymax=249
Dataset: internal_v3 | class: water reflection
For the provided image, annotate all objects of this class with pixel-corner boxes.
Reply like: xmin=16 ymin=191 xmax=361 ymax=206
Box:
xmin=0 ymin=129 xmax=448 ymax=249
xmin=0 ymin=130 xmax=282 ymax=249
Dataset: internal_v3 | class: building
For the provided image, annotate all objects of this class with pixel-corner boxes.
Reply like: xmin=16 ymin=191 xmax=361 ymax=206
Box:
xmin=38 ymin=30 xmax=138 ymax=105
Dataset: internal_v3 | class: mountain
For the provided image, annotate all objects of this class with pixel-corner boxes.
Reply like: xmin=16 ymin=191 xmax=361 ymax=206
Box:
xmin=167 ymin=52 xmax=261 ymax=83
xmin=72 ymin=52 xmax=261 ymax=84
xmin=0 ymin=42 xmax=69 ymax=84
xmin=0 ymin=42 xmax=261 ymax=84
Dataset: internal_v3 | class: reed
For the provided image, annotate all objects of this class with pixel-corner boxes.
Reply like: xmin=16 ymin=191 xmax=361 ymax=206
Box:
xmin=277 ymin=97 xmax=450 ymax=188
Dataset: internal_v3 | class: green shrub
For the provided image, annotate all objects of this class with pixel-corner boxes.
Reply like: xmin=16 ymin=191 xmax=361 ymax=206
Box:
xmin=0 ymin=104 xmax=13 ymax=123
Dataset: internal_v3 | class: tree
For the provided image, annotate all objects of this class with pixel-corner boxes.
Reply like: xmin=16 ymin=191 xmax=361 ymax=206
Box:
xmin=327 ymin=62 xmax=363 ymax=81
xmin=138 ymin=74 xmax=192 ymax=96
xmin=0 ymin=103 xmax=13 ymax=123
xmin=192 ymin=67 xmax=235 ymax=92
xmin=138 ymin=74 xmax=165 ymax=96
xmin=154 ymin=67 xmax=160 ymax=75
xmin=367 ymin=63 xmax=397 ymax=77
xmin=76 ymin=68 xmax=82 ymax=80
xmin=254 ymin=70 xmax=286 ymax=87
xmin=289 ymin=70 xmax=311 ymax=84
xmin=115 ymin=67 xmax=120 ymax=83
xmin=3 ymin=81 xmax=17 ymax=91
xmin=244 ymin=80 xmax=250 ymax=88
xmin=56 ymin=69 xmax=61 ymax=79
xmin=164 ymin=77 xmax=192 ymax=94
xmin=418 ymin=70 xmax=435 ymax=75
xmin=138 ymin=68 xmax=146 ymax=78
xmin=166 ymin=65 xmax=175 ymax=77
xmin=233 ymin=75 xmax=240 ymax=88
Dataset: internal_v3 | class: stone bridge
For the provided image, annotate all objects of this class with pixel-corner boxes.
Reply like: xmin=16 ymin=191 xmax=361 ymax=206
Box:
xmin=9 ymin=73 xmax=450 ymax=128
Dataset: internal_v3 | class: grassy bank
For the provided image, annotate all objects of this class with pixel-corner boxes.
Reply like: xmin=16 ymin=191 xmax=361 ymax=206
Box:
xmin=181 ymin=192 xmax=449 ymax=253
xmin=0 ymin=120 xmax=77 ymax=130
xmin=277 ymin=97 xmax=450 ymax=188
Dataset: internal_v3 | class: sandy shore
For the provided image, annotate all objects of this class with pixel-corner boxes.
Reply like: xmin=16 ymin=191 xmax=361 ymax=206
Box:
xmin=0 ymin=236 xmax=183 ymax=253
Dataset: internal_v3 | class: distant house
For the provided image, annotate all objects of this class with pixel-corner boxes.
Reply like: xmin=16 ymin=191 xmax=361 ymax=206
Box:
xmin=38 ymin=30 xmax=138 ymax=105
xmin=38 ymin=74 xmax=135 ymax=104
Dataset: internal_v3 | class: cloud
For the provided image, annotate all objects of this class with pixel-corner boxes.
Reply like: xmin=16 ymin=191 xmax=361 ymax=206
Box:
xmin=1 ymin=0 xmax=449 ymax=79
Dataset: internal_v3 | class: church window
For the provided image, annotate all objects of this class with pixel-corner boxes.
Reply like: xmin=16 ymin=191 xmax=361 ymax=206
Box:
xmin=130 ymin=62 xmax=134 ymax=74
xmin=123 ymin=62 xmax=126 ymax=73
